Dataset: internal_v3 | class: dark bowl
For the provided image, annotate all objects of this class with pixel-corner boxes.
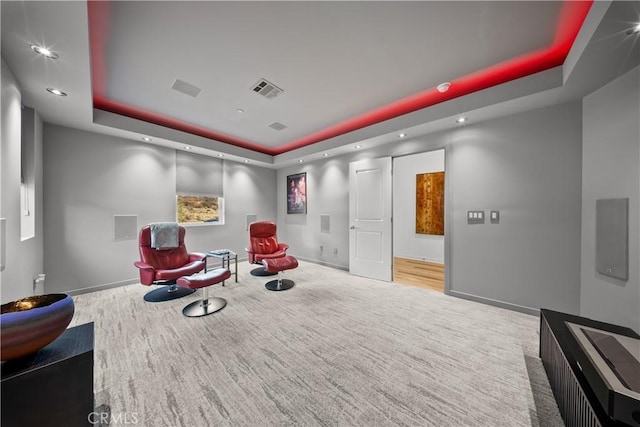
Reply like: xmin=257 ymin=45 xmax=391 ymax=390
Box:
xmin=1 ymin=294 xmax=75 ymax=361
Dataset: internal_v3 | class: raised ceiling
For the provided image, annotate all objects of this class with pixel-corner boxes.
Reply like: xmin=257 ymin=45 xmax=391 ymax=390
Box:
xmin=88 ymin=1 xmax=590 ymax=155
xmin=4 ymin=1 xmax=639 ymax=167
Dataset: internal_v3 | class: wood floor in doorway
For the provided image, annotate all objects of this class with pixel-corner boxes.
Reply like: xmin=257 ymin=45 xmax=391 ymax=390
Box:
xmin=393 ymin=257 xmax=444 ymax=292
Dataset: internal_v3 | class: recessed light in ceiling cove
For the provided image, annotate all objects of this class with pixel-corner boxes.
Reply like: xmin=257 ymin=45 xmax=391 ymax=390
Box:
xmin=30 ymin=44 xmax=59 ymax=59
xmin=437 ymin=82 xmax=451 ymax=93
xmin=626 ymin=23 xmax=640 ymax=35
xmin=46 ymin=88 xmax=67 ymax=96
xmin=456 ymin=116 xmax=467 ymax=124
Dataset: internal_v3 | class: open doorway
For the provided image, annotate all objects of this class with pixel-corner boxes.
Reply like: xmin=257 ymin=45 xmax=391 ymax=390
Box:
xmin=392 ymin=149 xmax=445 ymax=292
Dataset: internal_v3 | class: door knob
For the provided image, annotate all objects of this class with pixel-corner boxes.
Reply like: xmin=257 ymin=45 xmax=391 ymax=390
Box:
xmin=350 ymin=225 xmax=357 ymax=229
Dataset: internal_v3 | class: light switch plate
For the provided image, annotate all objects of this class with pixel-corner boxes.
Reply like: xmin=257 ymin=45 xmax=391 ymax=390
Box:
xmin=490 ymin=210 xmax=500 ymax=224
xmin=467 ymin=211 xmax=485 ymax=224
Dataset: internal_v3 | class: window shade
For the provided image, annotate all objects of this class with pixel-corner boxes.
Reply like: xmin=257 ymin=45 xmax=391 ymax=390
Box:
xmin=176 ymin=150 xmax=223 ymax=196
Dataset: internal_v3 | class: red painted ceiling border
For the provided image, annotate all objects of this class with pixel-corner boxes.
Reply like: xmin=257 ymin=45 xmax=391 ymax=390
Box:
xmin=88 ymin=0 xmax=593 ymax=156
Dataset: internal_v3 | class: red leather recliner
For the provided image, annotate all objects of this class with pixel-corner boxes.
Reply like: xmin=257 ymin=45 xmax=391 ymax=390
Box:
xmin=134 ymin=224 xmax=205 ymax=302
xmin=246 ymin=221 xmax=288 ymax=276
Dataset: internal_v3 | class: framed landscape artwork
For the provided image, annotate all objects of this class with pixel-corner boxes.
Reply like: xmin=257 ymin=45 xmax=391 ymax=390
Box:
xmin=177 ymin=195 xmax=221 ymax=223
xmin=416 ymin=172 xmax=445 ymax=235
xmin=287 ymin=172 xmax=307 ymax=214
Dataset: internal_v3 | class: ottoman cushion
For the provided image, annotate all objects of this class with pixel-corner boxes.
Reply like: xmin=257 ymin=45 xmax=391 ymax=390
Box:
xmin=177 ymin=268 xmax=231 ymax=289
xmin=262 ymin=255 xmax=298 ymax=273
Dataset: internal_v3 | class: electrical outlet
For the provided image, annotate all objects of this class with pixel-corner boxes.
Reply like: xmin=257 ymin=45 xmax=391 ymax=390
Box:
xmin=320 ymin=245 xmax=324 ymax=253
xmin=333 ymin=248 xmax=338 ymax=256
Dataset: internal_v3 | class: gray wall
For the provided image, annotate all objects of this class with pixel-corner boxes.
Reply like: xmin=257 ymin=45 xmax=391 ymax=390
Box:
xmin=1 ymin=58 xmax=45 ymax=304
xmin=581 ymin=66 xmax=640 ymax=332
xmin=278 ymin=101 xmax=583 ymax=315
xmin=447 ymin=102 xmax=583 ymax=315
xmin=43 ymin=124 xmax=276 ymax=294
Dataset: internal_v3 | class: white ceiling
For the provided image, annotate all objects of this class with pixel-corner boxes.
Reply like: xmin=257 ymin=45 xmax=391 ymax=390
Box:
xmin=2 ymin=1 xmax=639 ymax=168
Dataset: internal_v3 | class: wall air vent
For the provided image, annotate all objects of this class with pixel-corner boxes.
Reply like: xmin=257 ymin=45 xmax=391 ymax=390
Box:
xmin=252 ymin=78 xmax=283 ymax=99
xmin=268 ymin=121 xmax=287 ymax=131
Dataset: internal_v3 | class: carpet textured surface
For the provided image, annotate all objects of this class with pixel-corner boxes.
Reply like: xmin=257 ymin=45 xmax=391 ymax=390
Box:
xmin=70 ymin=261 xmax=564 ymax=426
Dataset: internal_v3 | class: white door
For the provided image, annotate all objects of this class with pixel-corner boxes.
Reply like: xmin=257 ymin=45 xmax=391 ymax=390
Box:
xmin=349 ymin=157 xmax=392 ymax=281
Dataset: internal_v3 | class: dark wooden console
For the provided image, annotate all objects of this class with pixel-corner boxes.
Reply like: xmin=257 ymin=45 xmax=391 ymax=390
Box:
xmin=540 ymin=309 xmax=639 ymax=427
xmin=1 ymin=322 xmax=94 ymax=427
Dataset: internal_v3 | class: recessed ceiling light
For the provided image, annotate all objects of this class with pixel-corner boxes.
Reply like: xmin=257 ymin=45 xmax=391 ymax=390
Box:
xmin=626 ymin=23 xmax=640 ymax=35
xmin=354 ymin=145 xmax=362 ymax=149
xmin=437 ymin=82 xmax=451 ymax=93
xmin=456 ymin=116 xmax=467 ymax=124
xmin=244 ymin=159 xmax=250 ymax=163
xmin=236 ymin=108 xmax=245 ymax=113
xmin=398 ymin=133 xmax=407 ymax=138
xmin=298 ymin=160 xmax=304 ymax=163
xmin=217 ymin=153 xmax=224 ymax=157
xmin=322 ymin=153 xmax=330 ymax=157
xmin=141 ymin=137 xmax=152 ymax=142
xmin=184 ymin=146 xmax=192 ymax=150
xmin=30 ymin=44 xmax=59 ymax=59
xmin=46 ymin=88 xmax=67 ymax=96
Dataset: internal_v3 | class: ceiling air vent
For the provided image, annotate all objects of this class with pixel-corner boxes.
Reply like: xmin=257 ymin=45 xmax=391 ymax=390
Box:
xmin=171 ymin=78 xmax=201 ymax=98
xmin=252 ymin=78 xmax=283 ymax=99
xmin=268 ymin=121 xmax=287 ymax=131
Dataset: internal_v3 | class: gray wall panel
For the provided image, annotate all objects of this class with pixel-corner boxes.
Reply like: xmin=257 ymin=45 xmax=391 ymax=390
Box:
xmin=581 ymin=66 xmax=640 ymax=332
xmin=278 ymin=101 xmax=583 ymax=315
xmin=43 ymin=124 xmax=276 ymax=294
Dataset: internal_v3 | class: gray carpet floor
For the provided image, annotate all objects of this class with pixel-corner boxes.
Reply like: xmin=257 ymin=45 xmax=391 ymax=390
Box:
xmin=70 ymin=260 xmax=564 ymax=427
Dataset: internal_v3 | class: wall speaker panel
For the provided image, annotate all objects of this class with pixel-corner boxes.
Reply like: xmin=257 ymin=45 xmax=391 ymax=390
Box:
xmin=596 ymin=198 xmax=628 ymax=280
xmin=320 ymin=214 xmax=330 ymax=233
xmin=114 ymin=215 xmax=138 ymax=241
xmin=246 ymin=214 xmax=257 ymax=230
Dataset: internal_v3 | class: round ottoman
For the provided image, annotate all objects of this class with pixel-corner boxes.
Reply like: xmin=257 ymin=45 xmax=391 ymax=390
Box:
xmin=176 ymin=268 xmax=231 ymax=317
xmin=262 ymin=256 xmax=298 ymax=291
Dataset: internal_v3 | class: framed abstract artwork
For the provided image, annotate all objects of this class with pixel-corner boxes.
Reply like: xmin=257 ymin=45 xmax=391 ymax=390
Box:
xmin=416 ymin=172 xmax=445 ymax=235
xmin=287 ymin=172 xmax=307 ymax=214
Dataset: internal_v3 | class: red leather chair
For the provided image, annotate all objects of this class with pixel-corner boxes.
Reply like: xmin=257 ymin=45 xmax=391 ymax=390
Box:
xmin=134 ymin=224 xmax=205 ymax=302
xmin=246 ymin=221 xmax=288 ymax=276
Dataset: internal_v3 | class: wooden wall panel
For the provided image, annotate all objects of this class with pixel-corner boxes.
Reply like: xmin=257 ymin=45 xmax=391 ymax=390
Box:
xmin=416 ymin=172 xmax=444 ymax=235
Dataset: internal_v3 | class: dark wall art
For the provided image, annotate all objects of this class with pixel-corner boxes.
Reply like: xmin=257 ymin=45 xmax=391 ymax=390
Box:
xmin=287 ymin=172 xmax=307 ymax=214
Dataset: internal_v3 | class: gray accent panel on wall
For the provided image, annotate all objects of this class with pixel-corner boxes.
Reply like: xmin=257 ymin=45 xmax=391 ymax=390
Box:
xmin=448 ymin=101 xmax=583 ymax=315
xmin=581 ymin=66 xmax=639 ymax=333
xmin=595 ymin=198 xmax=628 ymax=281
xmin=277 ymin=101 xmax=582 ymax=316
xmin=1 ymin=58 xmax=45 ymax=303
xmin=43 ymin=124 xmax=277 ymax=294
xmin=176 ymin=150 xmax=223 ymax=196
xmin=44 ymin=125 xmax=177 ymax=294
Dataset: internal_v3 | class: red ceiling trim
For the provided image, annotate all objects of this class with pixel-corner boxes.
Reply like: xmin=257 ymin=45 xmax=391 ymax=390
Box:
xmin=88 ymin=0 xmax=593 ymax=156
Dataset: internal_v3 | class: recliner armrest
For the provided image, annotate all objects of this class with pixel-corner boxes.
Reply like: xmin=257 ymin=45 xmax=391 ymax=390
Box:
xmin=134 ymin=261 xmax=154 ymax=270
xmin=278 ymin=243 xmax=289 ymax=252
xmin=134 ymin=261 xmax=156 ymax=286
xmin=189 ymin=252 xmax=206 ymax=263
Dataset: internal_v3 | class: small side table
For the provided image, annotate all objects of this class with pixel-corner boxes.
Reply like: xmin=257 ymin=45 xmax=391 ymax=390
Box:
xmin=207 ymin=249 xmax=238 ymax=284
